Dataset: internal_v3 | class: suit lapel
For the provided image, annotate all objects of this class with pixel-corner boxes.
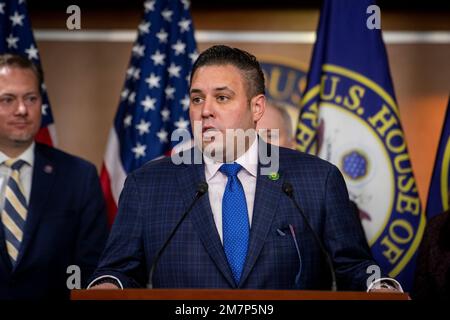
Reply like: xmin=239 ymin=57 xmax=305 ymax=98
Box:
xmin=0 ymin=213 xmax=12 ymax=272
xmin=239 ymin=143 xmax=284 ymax=286
xmin=15 ymin=145 xmax=56 ymax=268
xmin=175 ymin=151 xmax=236 ymax=288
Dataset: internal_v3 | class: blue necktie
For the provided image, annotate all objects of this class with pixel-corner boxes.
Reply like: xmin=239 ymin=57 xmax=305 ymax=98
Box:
xmin=219 ymin=163 xmax=249 ymax=284
xmin=1 ymin=159 xmax=28 ymax=265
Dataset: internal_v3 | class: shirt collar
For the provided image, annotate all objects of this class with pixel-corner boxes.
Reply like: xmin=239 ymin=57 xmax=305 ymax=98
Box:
xmin=0 ymin=142 xmax=35 ymax=168
xmin=204 ymin=137 xmax=258 ymax=182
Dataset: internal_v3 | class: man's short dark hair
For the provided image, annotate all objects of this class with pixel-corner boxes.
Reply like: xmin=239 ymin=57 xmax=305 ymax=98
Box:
xmin=190 ymin=45 xmax=265 ymax=99
xmin=0 ymin=53 xmax=43 ymax=91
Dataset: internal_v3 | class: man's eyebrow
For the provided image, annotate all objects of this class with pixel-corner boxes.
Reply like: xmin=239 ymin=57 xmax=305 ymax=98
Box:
xmin=189 ymin=86 xmax=234 ymax=94
xmin=189 ymin=87 xmax=235 ymax=94
xmin=189 ymin=88 xmax=203 ymax=94
xmin=214 ymin=86 xmax=233 ymax=92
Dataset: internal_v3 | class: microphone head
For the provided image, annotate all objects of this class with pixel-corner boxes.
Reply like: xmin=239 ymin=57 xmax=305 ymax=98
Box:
xmin=282 ymin=182 xmax=293 ymax=197
xmin=197 ymin=181 xmax=208 ymax=195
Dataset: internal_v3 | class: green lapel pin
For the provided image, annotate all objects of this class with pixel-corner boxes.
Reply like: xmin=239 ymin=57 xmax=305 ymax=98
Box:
xmin=268 ymin=172 xmax=280 ymax=181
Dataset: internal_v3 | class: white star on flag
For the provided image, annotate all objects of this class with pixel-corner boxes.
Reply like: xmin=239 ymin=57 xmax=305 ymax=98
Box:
xmin=145 ymin=73 xmax=161 ymax=89
xmin=132 ymin=68 xmax=141 ymax=80
xmin=165 ymin=86 xmax=176 ymax=100
xmin=172 ymin=40 xmax=186 ymax=56
xmin=132 ymin=143 xmax=147 ymax=159
xmin=181 ymin=0 xmax=191 ymax=10
xmin=41 ymin=104 xmax=48 ymax=116
xmin=9 ymin=11 xmax=24 ymax=26
xmin=128 ymin=92 xmax=136 ymax=104
xmin=25 ymin=44 xmax=39 ymax=60
xmin=138 ymin=21 xmax=151 ymax=34
xmin=174 ymin=117 xmax=189 ymax=129
xmin=0 ymin=3 xmax=5 ymax=14
xmin=121 ymin=88 xmax=129 ymax=100
xmin=180 ymin=95 xmax=190 ymax=111
xmin=178 ymin=18 xmax=191 ymax=33
xmin=126 ymin=66 xmax=135 ymax=79
xmin=144 ymin=0 xmax=156 ymax=13
xmin=168 ymin=63 xmax=181 ymax=78
xmin=161 ymin=108 xmax=170 ymax=122
xmin=6 ymin=34 xmax=19 ymax=49
xmin=156 ymin=128 xmax=169 ymax=143
xmin=189 ymin=51 xmax=199 ymax=64
xmin=156 ymin=29 xmax=168 ymax=43
xmin=141 ymin=96 xmax=156 ymax=112
xmin=161 ymin=8 xmax=173 ymax=22
xmin=132 ymin=44 xmax=146 ymax=57
xmin=136 ymin=119 xmax=151 ymax=136
xmin=151 ymin=50 xmax=166 ymax=66
xmin=123 ymin=114 xmax=133 ymax=127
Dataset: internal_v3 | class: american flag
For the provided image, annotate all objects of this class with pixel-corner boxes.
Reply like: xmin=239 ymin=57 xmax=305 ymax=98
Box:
xmin=0 ymin=0 xmax=56 ymax=146
xmin=101 ymin=0 xmax=198 ymax=225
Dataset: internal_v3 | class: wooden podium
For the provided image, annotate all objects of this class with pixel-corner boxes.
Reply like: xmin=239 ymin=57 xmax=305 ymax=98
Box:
xmin=71 ymin=289 xmax=408 ymax=300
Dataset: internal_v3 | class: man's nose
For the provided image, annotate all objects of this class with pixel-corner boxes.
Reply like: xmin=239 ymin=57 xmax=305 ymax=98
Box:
xmin=201 ymin=98 xmax=214 ymax=118
xmin=15 ymin=100 xmax=29 ymax=116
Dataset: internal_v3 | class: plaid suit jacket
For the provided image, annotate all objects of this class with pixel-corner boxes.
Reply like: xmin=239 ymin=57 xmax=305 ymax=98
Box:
xmin=92 ymin=143 xmax=375 ymax=290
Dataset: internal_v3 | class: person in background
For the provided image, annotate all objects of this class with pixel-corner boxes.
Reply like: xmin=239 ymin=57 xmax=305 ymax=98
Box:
xmin=256 ymin=101 xmax=295 ymax=149
xmin=0 ymin=54 xmax=108 ymax=299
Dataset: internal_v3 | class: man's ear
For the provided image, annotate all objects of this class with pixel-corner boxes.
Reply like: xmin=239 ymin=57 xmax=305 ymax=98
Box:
xmin=251 ymin=94 xmax=266 ymax=123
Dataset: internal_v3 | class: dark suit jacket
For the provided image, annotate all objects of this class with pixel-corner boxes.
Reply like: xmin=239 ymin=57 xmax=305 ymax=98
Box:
xmin=0 ymin=143 xmax=108 ymax=299
xmin=92 ymin=145 xmax=376 ymax=290
xmin=412 ymin=210 xmax=450 ymax=300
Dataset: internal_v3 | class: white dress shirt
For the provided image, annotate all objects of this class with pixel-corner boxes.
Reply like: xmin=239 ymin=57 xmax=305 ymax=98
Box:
xmin=204 ymin=137 xmax=259 ymax=243
xmin=0 ymin=142 xmax=35 ymax=210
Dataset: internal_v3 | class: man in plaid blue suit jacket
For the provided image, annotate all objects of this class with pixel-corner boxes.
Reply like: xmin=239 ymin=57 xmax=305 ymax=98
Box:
xmin=89 ymin=45 xmax=390 ymax=291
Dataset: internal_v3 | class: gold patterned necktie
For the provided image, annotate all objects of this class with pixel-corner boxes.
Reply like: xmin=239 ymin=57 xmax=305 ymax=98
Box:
xmin=1 ymin=159 xmax=28 ymax=265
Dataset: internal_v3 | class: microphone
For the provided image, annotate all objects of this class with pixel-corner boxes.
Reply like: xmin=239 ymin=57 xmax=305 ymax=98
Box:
xmin=282 ymin=182 xmax=338 ymax=291
xmin=147 ymin=181 xmax=208 ymax=288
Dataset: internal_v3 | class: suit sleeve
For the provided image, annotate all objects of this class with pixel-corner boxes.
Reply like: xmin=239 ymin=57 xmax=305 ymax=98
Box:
xmin=322 ymin=165 xmax=381 ymax=290
xmin=88 ymin=173 xmax=147 ymax=288
xmin=74 ymin=163 xmax=109 ymax=288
